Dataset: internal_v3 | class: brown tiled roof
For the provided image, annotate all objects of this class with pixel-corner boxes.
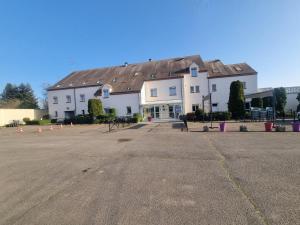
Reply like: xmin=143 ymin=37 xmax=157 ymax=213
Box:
xmin=48 ymin=55 xmax=206 ymax=93
xmin=204 ymin=60 xmax=257 ymax=79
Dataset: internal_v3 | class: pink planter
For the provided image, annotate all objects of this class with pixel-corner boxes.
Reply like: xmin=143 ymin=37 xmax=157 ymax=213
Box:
xmin=219 ymin=122 xmax=226 ymax=132
xmin=147 ymin=116 xmax=152 ymax=122
xmin=264 ymin=122 xmax=273 ymax=132
xmin=292 ymin=122 xmax=300 ymax=132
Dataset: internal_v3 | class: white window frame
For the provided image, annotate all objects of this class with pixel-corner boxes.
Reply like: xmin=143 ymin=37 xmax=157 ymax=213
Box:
xmin=66 ymin=95 xmax=71 ymax=103
xmin=191 ymin=67 xmax=198 ymax=77
xmin=169 ymin=86 xmax=176 ymax=96
xmin=192 ymin=104 xmax=199 ymax=112
xmin=195 ymin=85 xmax=200 ymax=93
xmin=150 ymin=88 xmax=157 ymax=97
xmin=80 ymin=94 xmax=85 ymax=102
xmin=103 ymin=89 xmax=109 ymax=98
xmin=53 ymin=96 xmax=58 ymax=104
xmin=212 ymin=84 xmax=217 ymax=92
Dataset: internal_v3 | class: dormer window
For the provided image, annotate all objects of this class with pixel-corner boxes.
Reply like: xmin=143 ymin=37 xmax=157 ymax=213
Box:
xmin=150 ymin=74 xmax=156 ymax=79
xmin=191 ymin=67 xmax=198 ymax=77
xmin=103 ymin=89 xmax=109 ymax=98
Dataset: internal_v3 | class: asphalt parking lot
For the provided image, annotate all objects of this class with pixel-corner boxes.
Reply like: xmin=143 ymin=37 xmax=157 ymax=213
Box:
xmin=0 ymin=123 xmax=299 ymax=225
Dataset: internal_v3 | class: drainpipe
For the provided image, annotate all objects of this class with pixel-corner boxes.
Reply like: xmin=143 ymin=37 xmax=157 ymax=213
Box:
xmin=181 ymin=77 xmax=185 ymax=114
xmin=73 ymin=88 xmax=77 ymax=115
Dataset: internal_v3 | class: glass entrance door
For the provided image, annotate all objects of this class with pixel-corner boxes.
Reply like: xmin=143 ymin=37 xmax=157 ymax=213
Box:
xmin=155 ymin=106 xmax=160 ymax=119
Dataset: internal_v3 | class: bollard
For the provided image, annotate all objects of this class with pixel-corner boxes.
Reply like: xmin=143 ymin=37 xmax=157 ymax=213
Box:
xmin=37 ymin=128 xmax=42 ymax=133
xmin=70 ymin=122 xmax=74 ymax=127
xmin=60 ymin=124 xmax=63 ymax=129
xmin=49 ymin=125 xmax=54 ymax=131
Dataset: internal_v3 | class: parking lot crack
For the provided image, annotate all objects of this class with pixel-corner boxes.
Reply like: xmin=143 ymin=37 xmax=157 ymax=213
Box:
xmin=204 ymin=135 xmax=270 ymax=225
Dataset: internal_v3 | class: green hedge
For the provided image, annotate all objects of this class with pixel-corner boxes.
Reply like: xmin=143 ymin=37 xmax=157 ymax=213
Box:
xmin=132 ymin=113 xmax=143 ymax=123
xmin=186 ymin=111 xmax=231 ymax=122
xmin=25 ymin=119 xmax=51 ymax=125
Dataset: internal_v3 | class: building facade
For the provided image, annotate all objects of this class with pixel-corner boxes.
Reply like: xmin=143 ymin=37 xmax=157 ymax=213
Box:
xmin=48 ymin=55 xmax=258 ymax=120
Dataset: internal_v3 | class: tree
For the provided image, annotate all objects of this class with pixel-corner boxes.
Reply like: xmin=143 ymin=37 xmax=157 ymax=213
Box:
xmin=251 ymin=98 xmax=263 ymax=108
xmin=263 ymin=97 xmax=273 ymax=108
xmin=296 ymin=93 xmax=300 ymax=112
xmin=228 ymin=80 xmax=245 ymax=119
xmin=41 ymin=83 xmax=51 ymax=110
xmin=0 ymin=83 xmax=38 ymax=109
xmin=274 ymin=87 xmax=287 ymax=116
xmin=88 ymin=99 xmax=103 ymax=119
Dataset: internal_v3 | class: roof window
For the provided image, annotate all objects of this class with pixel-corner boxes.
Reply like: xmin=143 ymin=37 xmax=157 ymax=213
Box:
xmin=234 ymin=66 xmax=243 ymax=72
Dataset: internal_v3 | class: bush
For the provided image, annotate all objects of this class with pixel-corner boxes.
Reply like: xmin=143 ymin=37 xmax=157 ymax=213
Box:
xmin=51 ymin=119 xmax=57 ymax=124
xmin=23 ymin=117 xmax=30 ymax=123
xmin=88 ymin=99 xmax=103 ymax=118
xmin=186 ymin=112 xmax=196 ymax=121
xmin=109 ymin=108 xmax=117 ymax=117
xmin=132 ymin=113 xmax=143 ymax=123
xmin=195 ymin=109 xmax=204 ymax=120
xmin=25 ymin=119 xmax=51 ymax=125
xmin=251 ymin=98 xmax=263 ymax=108
xmin=64 ymin=114 xmax=92 ymax=124
xmin=228 ymin=80 xmax=245 ymax=119
xmin=42 ymin=114 xmax=50 ymax=120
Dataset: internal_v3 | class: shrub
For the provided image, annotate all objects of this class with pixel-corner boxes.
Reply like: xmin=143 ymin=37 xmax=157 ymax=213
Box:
xmin=23 ymin=117 xmax=30 ymax=123
xmin=42 ymin=114 xmax=50 ymax=120
xmin=25 ymin=119 xmax=51 ymax=125
xmin=109 ymin=108 xmax=117 ymax=117
xmin=186 ymin=112 xmax=196 ymax=121
xmin=251 ymin=98 xmax=263 ymax=108
xmin=88 ymin=99 xmax=103 ymax=118
xmin=228 ymin=80 xmax=245 ymax=119
xmin=195 ymin=109 xmax=204 ymax=121
xmin=132 ymin=113 xmax=143 ymax=123
xmin=274 ymin=87 xmax=287 ymax=116
xmin=51 ymin=119 xmax=57 ymax=124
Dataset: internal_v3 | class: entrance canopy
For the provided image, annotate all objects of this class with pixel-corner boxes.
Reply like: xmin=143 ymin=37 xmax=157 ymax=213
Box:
xmin=245 ymin=89 xmax=274 ymax=99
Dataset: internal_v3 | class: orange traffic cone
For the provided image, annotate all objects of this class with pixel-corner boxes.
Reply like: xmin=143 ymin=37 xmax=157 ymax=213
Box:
xmin=37 ymin=128 xmax=42 ymax=133
xmin=49 ymin=125 xmax=54 ymax=131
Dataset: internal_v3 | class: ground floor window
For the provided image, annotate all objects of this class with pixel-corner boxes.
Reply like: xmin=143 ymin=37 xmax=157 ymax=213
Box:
xmin=144 ymin=104 xmax=182 ymax=119
xmin=126 ymin=106 xmax=132 ymax=115
xmin=82 ymin=110 xmax=85 ymax=115
xmin=55 ymin=111 xmax=58 ymax=117
xmin=192 ymin=104 xmax=199 ymax=112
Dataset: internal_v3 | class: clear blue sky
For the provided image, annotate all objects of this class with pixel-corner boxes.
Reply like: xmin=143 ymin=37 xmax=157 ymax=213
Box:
xmin=0 ymin=0 xmax=299 ymax=99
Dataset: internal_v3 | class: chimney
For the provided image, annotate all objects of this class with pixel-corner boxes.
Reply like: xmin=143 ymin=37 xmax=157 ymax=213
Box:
xmin=124 ymin=62 xmax=128 ymax=67
xmin=148 ymin=58 xmax=152 ymax=62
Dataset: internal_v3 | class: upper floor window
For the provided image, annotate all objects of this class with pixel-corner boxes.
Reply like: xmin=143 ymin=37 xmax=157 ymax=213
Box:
xmin=242 ymin=82 xmax=247 ymax=89
xmin=190 ymin=86 xmax=195 ymax=93
xmin=66 ymin=95 xmax=71 ymax=103
xmin=126 ymin=106 xmax=132 ymax=115
xmin=191 ymin=67 xmax=198 ymax=77
xmin=150 ymin=88 xmax=157 ymax=97
xmin=195 ymin=85 xmax=200 ymax=93
xmin=103 ymin=89 xmax=109 ymax=98
xmin=212 ymin=84 xmax=217 ymax=92
xmin=169 ymin=86 xmax=176 ymax=96
xmin=80 ymin=94 xmax=85 ymax=102
xmin=53 ymin=96 xmax=58 ymax=104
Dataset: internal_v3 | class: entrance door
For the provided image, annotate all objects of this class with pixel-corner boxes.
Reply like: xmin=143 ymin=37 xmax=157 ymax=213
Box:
xmin=169 ymin=105 xmax=175 ymax=118
xmin=155 ymin=106 xmax=160 ymax=119
xmin=65 ymin=111 xmax=75 ymax=119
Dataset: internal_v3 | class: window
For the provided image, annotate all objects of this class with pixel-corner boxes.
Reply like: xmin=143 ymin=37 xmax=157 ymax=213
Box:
xmin=55 ymin=111 xmax=58 ymax=117
xmin=66 ymin=95 xmax=71 ymax=103
xmin=195 ymin=86 xmax=200 ymax=93
xmin=103 ymin=89 xmax=109 ymax=98
xmin=126 ymin=106 xmax=132 ymax=115
xmin=212 ymin=84 xmax=217 ymax=92
xmin=80 ymin=94 xmax=85 ymax=102
xmin=104 ymin=108 xmax=110 ymax=113
xmin=169 ymin=86 xmax=176 ymax=96
xmin=242 ymin=82 xmax=247 ymax=89
xmin=212 ymin=103 xmax=218 ymax=107
xmin=150 ymin=88 xmax=157 ymax=97
xmin=82 ymin=110 xmax=85 ymax=115
xmin=53 ymin=96 xmax=58 ymax=104
xmin=192 ymin=104 xmax=199 ymax=112
xmin=191 ymin=67 xmax=198 ymax=77
xmin=190 ymin=86 xmax=195 ymax=93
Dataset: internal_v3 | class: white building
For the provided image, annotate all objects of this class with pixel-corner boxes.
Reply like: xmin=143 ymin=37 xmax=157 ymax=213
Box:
xmin=47 ymin=55 xmax=258 ymax=120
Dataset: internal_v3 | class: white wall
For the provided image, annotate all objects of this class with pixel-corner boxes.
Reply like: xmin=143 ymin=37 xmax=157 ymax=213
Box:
xmin=183 ymin=63 xmax=208 ymax=113
xmin=48 ymin=89 xmax=76 ymax=120
xmin=209 ymin=75 xmax=257 ymax=112
xmin=0 ymin=109 xmax=47 ymax=126
xmin=143 ymin=78 xmax=183 ymax=103
xmin=285 ymin=93 xmax=299 ymax=112
xmin=99 ymin=93 xmax=140 ymax=116
xmin=75 ymin=86 xmax=100 ymax=115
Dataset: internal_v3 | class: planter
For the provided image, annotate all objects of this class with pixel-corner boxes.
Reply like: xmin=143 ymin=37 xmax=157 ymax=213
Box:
xmin=240 ymin=125 xmax=248 ymax=132
xmin=147 ymin=116 xmax=152 ymax=122
xmin=275 ymin=125 xmax=286 ymax=132
xmin=203 ymin=126 xmax=209 ymax=132
xmin=219 ymin=122 xmax=226 ymax=132
xmin=264 ymin=122 xmax=273 ymax=132
xmin=292 ymin=122 xmax=300 ymax=132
